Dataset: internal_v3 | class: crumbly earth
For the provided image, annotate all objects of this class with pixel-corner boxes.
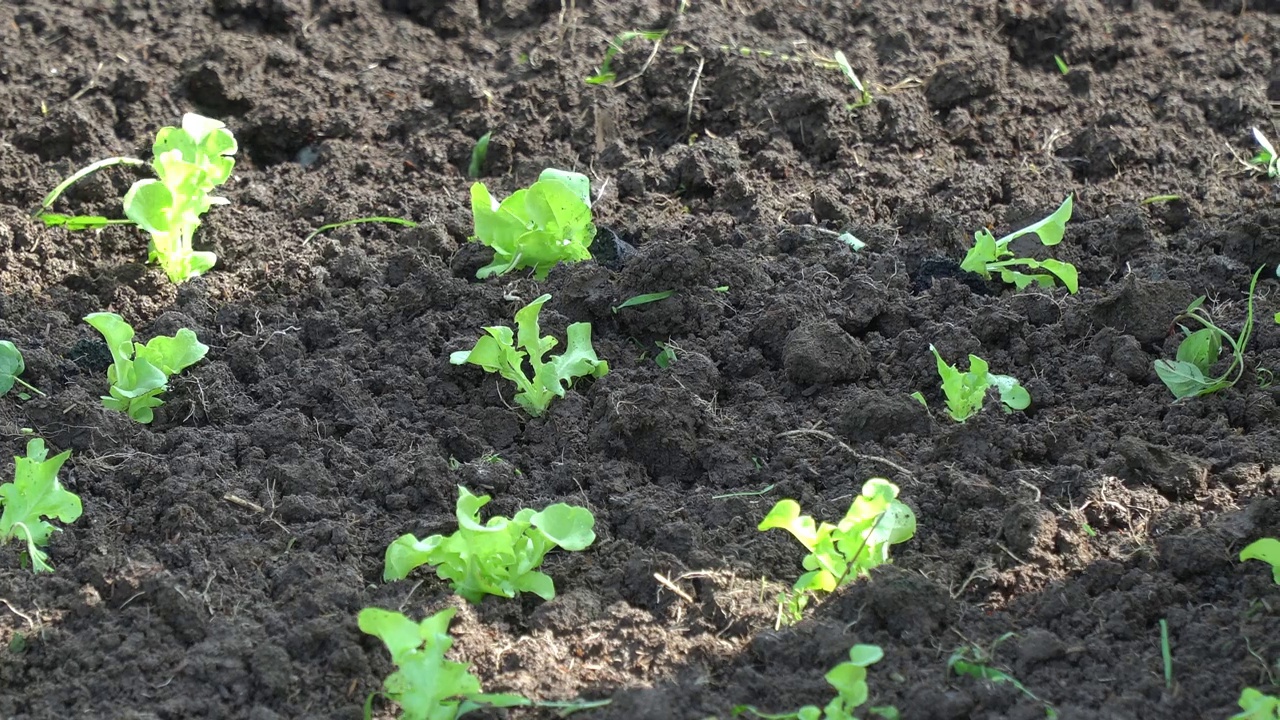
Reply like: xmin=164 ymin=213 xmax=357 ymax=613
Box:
xmin=2 ymin=1 xmax=1280 ymax=718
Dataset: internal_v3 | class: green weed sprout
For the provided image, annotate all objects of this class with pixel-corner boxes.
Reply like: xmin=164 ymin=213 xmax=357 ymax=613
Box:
xmin=734 ymin=644 xmax=896 ymax=720
xmin=759 ymin=479 xmax=916 ymax=619
xmin=914 ymin=345 xmax=1030 ymax=422
xmin=450 ymin=294 xmax=608 ymax=417
xmin=961 ymin=196 xmax=1078 ymax=293
xmin=38 ymin=114 xmax=236 ymax=284
xmin=833 ymin=51 xmax=872 ymax=109
xmin=383 ymin=485 xmax=596 ymax=603
xmin=468 ymin=131 xmax=491 ymax=178
xmin=358 ymin=607 xmax=528 ymax=720
xmin=586 ymin=30 xmax=667 ymax=85
xmin=0 ymin=341 xmax=46 ymax=399
xmin=948 ymin=633 xmax=1057 ymax=718
xmin=1155 ymin=266 xmax=1263 ymax=400
xmin=1240 ymin=538 xmax=1280 ymax=584
xmin=1252 ymin=128 xmax=1279 ymax=178
xmin=469 ymin=169 xmax=595 ymax=280
xmin=84 ymin=312 xmax=208 ymax=423
xmin=1232 ymin=688 xmax=1280 ymax=720
xmin=1 ymin=438 xmax=80 ymax=573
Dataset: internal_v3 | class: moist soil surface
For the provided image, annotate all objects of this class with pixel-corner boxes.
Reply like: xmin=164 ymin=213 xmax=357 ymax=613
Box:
xmin=3 ymin=1 xmax=1280 ymax=719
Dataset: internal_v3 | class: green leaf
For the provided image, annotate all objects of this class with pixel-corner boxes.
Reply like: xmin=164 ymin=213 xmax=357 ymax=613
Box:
xmin=0 ymin=439 xmax=80 ymax=573
xmin=961 ymin=230 xmax=1000 ymax=277
xmin=470 ymin=171 xmax=595 ymax=280
xmin=988 ymin=373 xmax=1031 ymax=411
xmin=83 ymin=313 xmax=205 ymax=423
xmin=846 ymin=644 xmax=885 ymax=666
xmin=759 ymin=499 xmax=819 ymax=550
xmin=530 ymin=504 xmax=597 ymax=550
xmin=1154 ymin=359 xmax=1218 ymax=399
xmin=1175 ymin=327 xmax=1222 ymax=373
xmin=468 ymin=132 xmax=492 ymax=179
xmin=1240 ymin=538 xmax=1280 ymax=584
xmin=0 ymin=341 xmax=26 ymax=395
xmin=996 ymin=196 xmax=1073 ymax=247
xmin=612 ymin=290 xmax=675 ymax=313
xmin=136 ymin=329 xmax=209 ymax=375
xmin=123 ymin=179 xmax=175 ymax=234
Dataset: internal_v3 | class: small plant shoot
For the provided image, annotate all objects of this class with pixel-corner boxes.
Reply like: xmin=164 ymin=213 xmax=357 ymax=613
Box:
xmin=735 ymin=644 xmax=894 ymax=720
xmin=468 ymin=131 xmax=491 ymax=178
xmin=1232 ymin=688 xmax=1280 ymax=720
xmin=450 ymin=294 xmax=608 ymax=417
xmin=949 ymin=634 xmax=1057 ymax=718
xmin=383 ymin=485 xmax=596 ymax=603
xmin=470 ymin=169 xmax=596 ymax=280
xmin=833 ymin=51 xmax=873 ymax=109
xmin=759 ymin=478 xmax=916 ymax=615
xmin=1155 ymin=266 xmax=1263 ymax=400
xmin=358 ymin=607 xmax=529 ymax=720
xmin=84 ymin=313 xmax=209 ymax=423
xmin=918 ymin=345 xmax=1030 ymax=422
xmin=1 ymin=438 xmax=80 ymax=573
xmin=586 ymin=30 xmax=667 ymax=84
xmin=1251 ymin=127 xmax=1279 ymax=178
xmin=961 ymin=196 xmax=1078 ymax=293
xmin=1240 ymin=538 xmax=1280 ymax=584
xmin=0 ymin=341 xmax=46 ymax=399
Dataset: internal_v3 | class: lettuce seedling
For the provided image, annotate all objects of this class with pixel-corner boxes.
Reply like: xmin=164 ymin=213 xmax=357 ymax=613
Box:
xmin=1156 ymin=266 xmax=1263 ymax=400
xmin=450 ymin=294 xmax=608 ymax=417
xmin=0 ymin=341 xmax=46 ymax=399
xmin=916 ymin=345 xmax=1030 ymax=422
xmin=961 ymin=196 xmax=1078 ymax=293
xmin=1 ymin=438 xmax=80 ymax=573
xmin=384 ymin=485 xmax=596 ymax=603
xmin=358 ymin=607 xmax=528 ymax=720
xmin=1240 ymin=538 xmax=1280 ymax=584
xmin=126 ymin=113 xmax=237 ymax=283
xmin=84 ymin=312 xmax=209 ymax=423
xmin=1232 ymin=688 xmax=1280 ymax=720
xmin=469 ymin=169 xmax=595 ymax=280
xmin=759 ymin=479 xmax=916 ymax=613
xmin=734 ymin=644 xmax=896 ymax=720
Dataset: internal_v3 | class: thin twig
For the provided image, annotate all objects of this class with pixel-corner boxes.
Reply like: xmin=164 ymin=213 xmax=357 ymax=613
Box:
xmin=653 ymin=572 xmax=695 ymax=603
xmin=685 ymin=57 xmax=705 ymax=131
xmin=775 ymin=427 xmax=914 ymax=477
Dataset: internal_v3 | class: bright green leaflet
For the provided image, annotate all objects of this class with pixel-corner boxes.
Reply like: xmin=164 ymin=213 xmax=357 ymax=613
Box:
xmin=383 ymin=485 xmax=596 ymax=603
xmin=1156 ymin=266 xmax=1263 ymax=400
xmin=469 ymin=169 xmax=595 ymax=280
xmin=734 ymin=644 xmax=896 ymax=720
xmin=84 ymin=312 xmax=209 ymax=423
xmin=1232 ymin=688 xmax=1280 ymax=720
xmin=450 ymin=294 xmax=608 ymax=417
xmin=759 ymin=479 xmax=916 ymax=611
xmin=922 ymin=345 xmax=1030 ymax=422
xmin=1240 ymin=538 xmax=1280 ymax=584
xmin=612 ymin=290 xmax=675 ymax=313
xmin=0 ymin=438 xmax=80 ymax=574
xmin=1252 ymin=128 xmax=1279 ymax=179
xmin=358 ymin=607 xmax=529 ymax=720
xmin=961 ymin=196 xmax=1078 ymax=293
xmin=0 ymin=341 xmax=45 ymax=398
xmin=833 ymin=51 xmax=872 ymax=109
xmin=124 ymin=113 xmax=238 ymax=283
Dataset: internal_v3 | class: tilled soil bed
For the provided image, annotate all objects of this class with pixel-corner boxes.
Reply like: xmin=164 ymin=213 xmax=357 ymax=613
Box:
xmin=3 ymin=0 xmax=1280 ymax=718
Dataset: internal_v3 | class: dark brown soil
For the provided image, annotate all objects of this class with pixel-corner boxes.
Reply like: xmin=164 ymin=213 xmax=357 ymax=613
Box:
xmin=3 ymin=1 xmax=1280 ymax=718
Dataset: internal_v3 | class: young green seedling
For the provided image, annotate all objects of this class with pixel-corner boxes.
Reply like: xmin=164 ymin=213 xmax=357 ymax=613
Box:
xmin=759 ymin=479 xmax=916 ymax=620
xmin=612 ymin=290 xmax=675 ymax=313
xmin=1240 ymin=538 xmax=1280 ymax=584
xmin=84 ymin=312 xmax=209 ymax=423
xmin=734 ymin=644 xmax=897 ymax=720
xmin=1232 ymin=688 xmax=1280 ymax=720
xmin=960 ymin=196 xmax=1078 ymax=293
xmin=833 ymin=51 xmax=873 ymax=109
xmin=38 ymin=114 xmax=237 ymax=283
xmin=450 ymin=294 xmax=608 ymax=416
xmin=949 ymin=633 xmax=1057 ymax=718
xmin=1155 ymin=266 xmax=1264 ymax=400
xmin=1251 ymin=127 xmax=1279 ymax=178
xmin=0 ymin=341 xmax=46 ymax=399
xmin=914 ymin=345 xmax=1030 ymax=422
xmin=383 ymin=485 xmax=596 ymax=603
xmin=586 ymin=30 xmax=667 ymax=84
xmin=468 ymin=131 xmax=492 ymax=178
xmin=303 ymin=216 xmax=418 ymax=244
xmin=1053 ymin=55 xmax=1070 ymax=75
xmin=469 ymin=169 xmax=596 ymax=280
xmin=358 ymin=607 xmax=528 ymax=720
xmin=1 ymin=438 xmax=80 ymax=573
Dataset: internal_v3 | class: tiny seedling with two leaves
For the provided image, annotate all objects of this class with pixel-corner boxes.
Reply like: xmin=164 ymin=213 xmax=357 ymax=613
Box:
xmin=759 ymin=478 xmax=916 ymax=624
xmin=1154 ymin=266 xmax=1263 ymax=400
xmin=912 ymin=345 xmax=1030 ymax=422
xmin=0 ymin=342 xmax=46 ymax=400
xmin=961 ymin=196 xmax=1078 ymax=293
xmin=1 ymin=438 xmax=81 ymax=573
xmin=450 ymin=294 xmax=608 ymax=417
xmin=469 ymin=168 xmax=596 ymax=280
xmin=734 ymin=644 xmax=898 ymax=720
xmin=38 ymin=113 xmax=237 ymax=283
xmin=84 ymin=313 xmax=209 ymax=423
xmin=383 ymin=485 xmax=596 ymax=603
